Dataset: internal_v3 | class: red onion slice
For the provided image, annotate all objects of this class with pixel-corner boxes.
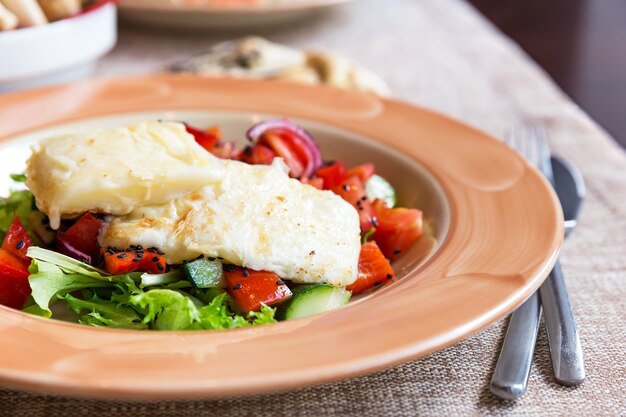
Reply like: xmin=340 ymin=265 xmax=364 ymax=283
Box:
xmin=246 ymin=119 xmax=323 ymax=178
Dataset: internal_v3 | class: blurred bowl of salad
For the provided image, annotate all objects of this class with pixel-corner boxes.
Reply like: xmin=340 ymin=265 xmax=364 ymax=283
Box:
xmin=117 ymin=0 xmax=355 ymax=30
xmin=0 ymin=0 xmax=117 ymax=93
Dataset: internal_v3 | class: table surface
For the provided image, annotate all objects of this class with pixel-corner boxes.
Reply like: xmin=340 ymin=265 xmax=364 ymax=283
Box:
xmin=2 ymin=0 xmax=625 ymax=415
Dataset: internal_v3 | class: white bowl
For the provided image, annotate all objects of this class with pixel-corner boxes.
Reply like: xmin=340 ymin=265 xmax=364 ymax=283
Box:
xmin=0 ymin=1 xmax=117 ymax=93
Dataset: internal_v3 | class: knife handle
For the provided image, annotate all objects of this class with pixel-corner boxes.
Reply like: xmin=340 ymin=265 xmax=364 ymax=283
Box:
xmin=539 ymin=259 xmax=586 ymax=386
xmin=490 ymin=292 xmax=542 ymax=400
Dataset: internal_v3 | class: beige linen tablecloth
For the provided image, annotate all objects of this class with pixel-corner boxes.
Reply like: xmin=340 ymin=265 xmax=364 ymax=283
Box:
xmin=1 ymin=0 xmax=625 ymax=415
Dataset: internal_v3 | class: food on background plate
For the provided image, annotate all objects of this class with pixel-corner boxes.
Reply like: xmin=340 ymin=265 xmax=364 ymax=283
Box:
xmin=170 ymin=37 xmax=390 ymax=96
xmin=0 ymin=0 xmax=93 ymax=31
xmin=0 ymin=119 xmax=425 ymax=331
xmin=0 ymin=2 xmax=19 ymax=30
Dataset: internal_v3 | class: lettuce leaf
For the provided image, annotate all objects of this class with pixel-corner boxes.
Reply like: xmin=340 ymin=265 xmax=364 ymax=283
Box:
xmin=27 ymin=260 xmax=115 ymax=317
xmin=61 ymin=293 xmax=148 ymax=330
xmin=23 ymin=247 xmax=277 ymax=330
xmin=9 ymin=173 xmax=27 ymax=183
xmin=0 ymin=190 xmax=35 ymax=242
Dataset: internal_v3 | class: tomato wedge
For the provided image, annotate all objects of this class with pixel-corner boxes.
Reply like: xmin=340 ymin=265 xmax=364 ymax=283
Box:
xmin=0 ymin=248 xmax=31 ymax=309
xmin=315 ymin=161 xmax=347 ymax=190
xmin=346 ymin=163 xmax=376 ymax=183
xmin=332 ymin=176 xmax=375 ymax=232
xmin=56 ymin=213 xmax=103 ymax=263
xmin=347 ymin=241 xmax=396 ymax=295
xmin=224 ymin=266 xmax=292 ymax=312
xmin=1 ymin=216 xmax=33 ymax=262
xmin=103 ymin=248 xmax=167 ymax=275
xmin=185 ymin=124 xmax=220 ymax=152
xmin=261 ymin=131 xmax=305 ymax=178
xmin=239 ymin=144 xmax=277 ymax=166
xmin=301 ymin=176 xmax=324 ymax=190
xmin=372 ymin=199 xmax=423 ymax=261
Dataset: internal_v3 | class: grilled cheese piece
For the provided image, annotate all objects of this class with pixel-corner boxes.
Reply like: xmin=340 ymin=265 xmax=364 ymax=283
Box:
xmin=26 ymin=122 xmax=224 ymax=229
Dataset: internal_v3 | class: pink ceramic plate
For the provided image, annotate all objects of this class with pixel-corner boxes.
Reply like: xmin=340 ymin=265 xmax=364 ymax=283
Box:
xmin=0 ymin=75 xmax=563 ymax=399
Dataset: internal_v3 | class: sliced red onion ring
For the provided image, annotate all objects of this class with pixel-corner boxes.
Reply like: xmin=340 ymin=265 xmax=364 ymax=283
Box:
xmin=246 ymin=119 xmax=323 ymax=178
xmin=55 ymin=236 xmax=92 ymax=265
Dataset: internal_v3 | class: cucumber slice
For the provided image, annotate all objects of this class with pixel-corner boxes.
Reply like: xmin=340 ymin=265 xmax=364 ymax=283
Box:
xmin=183 ymin=258 xmax=223 ymax=288
xmin=365 ymin=174 xmax=397 ymax=208
xmin=278 ymin=284 xmax=351 ymax=320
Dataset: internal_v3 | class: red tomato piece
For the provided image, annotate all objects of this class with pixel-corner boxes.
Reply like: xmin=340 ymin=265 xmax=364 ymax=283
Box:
xmin=210 ymin=141 xmax=238 ymax=159
xmin=315 ymin=161 xmax=347 ymax=190
xmin=261 ymin=131 xmax=305 ymax=178
xmin=255 ymin=127 xmax=321 ymax=179
xmin=372 ymin=199 xmax=423 ymax=261
xmin=56 ymin=213 xmax=103 ymax=262
xmin=103 ymin=249 xmax=166 ymax=275
xmin=332 ymin=176 xmax=375 ymax=232
xmin=239 ymin=144 xmax=277 ymax=166
xmin=185 ymin=124 xmax=221 ymax=151
xmin=0 ymin=248 xmax=31 ymax=309
xmin=346 ymin=163 xmax=376 ymax=183
xmin=301 ymin=176 xmax=324 ymax=190
xmin=1 ymin=216 xmax=33 ymax=262
xmin=347 ymin=241 xmax=396 ymax=295
xmin=224 ymin=266 xmax=292 ymax=313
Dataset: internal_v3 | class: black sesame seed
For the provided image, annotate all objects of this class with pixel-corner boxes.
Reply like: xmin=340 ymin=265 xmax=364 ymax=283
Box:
xmin=342 ymin=184 xmax=350 ymax=191
xmin=276 ymin=280 xmax=285 ymax=286
xmin=156 ymin=249 xmax=165 ymax=255
xmin=232 ymin=283 xmax=242 ymax=290
xmin=242 ymin=268 xmax=250 ymax=277
xmin=107 ymin=247 xmax=116 ymax=255
xmin=393 ymin=248 xmax=401 ymax=255
xmin=361 ymin=196 xmax=367 ymax=201
xmin=386 ymin=273 xmax=393 ymax=280
xmin=147 ymin=247 xmax=158 ymax=253
xmin=135 ymin=245 xmax=143 ymax=250
xmin=152 ymin=256 xmax=160 ymax=262
xmin=156 ymin=263 xmax=164 ymax=272
xmin=207 ymin=257 xmax=216 ymax=261
xmin=117 ymin=253 xmax=127 ymax=259
xmin=136 ymin=251 xmax=144 ymax=258
xmin=371 ymin=217 xmax=379 ymax=227
xmin=132 ymin=258 xmax=142 ymax=263
xmin=223 ymin=264 xmax=236 ymax=272
xmin=196 ymin=254 xmax=204 ymax=260
xmin=15 ymin=240 xmax=24 ymax=250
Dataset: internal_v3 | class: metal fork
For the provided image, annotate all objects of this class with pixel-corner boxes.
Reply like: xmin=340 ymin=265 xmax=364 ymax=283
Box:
xmin=490 ymin=129 xmax=545 ymax=400
xmin=490 ymin=127 xmax=585 ymax=400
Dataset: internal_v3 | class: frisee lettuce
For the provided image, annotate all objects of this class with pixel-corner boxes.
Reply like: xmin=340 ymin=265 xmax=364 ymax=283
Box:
xmin=0 ymin=189 xmax=35 ymax=242
xmin=23 ymin=247 xmax=277 ymax=330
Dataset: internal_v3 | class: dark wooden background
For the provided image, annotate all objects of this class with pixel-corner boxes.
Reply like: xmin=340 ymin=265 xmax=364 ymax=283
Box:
xmin=468 ymin=0 xmax=626 ymax=148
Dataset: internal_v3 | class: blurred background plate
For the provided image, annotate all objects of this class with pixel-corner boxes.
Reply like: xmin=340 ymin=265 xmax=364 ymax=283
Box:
xmin=0 ymin=1 xmax=117 ymax=93
xmin=117 ymin=0 xmax=354 ymax=29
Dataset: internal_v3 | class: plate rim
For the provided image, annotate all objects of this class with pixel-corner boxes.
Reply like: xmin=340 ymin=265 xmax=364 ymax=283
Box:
xmin=0 ymin=74 xmax=563 ymax=399
xmin=117 ymin=0 xmax=354 ymax=13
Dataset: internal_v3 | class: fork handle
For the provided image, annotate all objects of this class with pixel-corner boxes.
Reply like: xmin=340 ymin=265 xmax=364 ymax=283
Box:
xmin=490 ymin=292 xmax=542 ymax=400
xmin=539 ymin=259 xmax=586 ymax=386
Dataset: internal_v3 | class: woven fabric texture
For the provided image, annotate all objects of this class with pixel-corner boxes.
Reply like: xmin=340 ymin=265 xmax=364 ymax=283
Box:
xmin=1 ymin=0 xmax=625 ymax=415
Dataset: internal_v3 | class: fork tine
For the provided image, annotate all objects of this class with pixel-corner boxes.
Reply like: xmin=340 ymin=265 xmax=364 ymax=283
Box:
xmin=504 ymin=126 xmax=542 ymax=168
